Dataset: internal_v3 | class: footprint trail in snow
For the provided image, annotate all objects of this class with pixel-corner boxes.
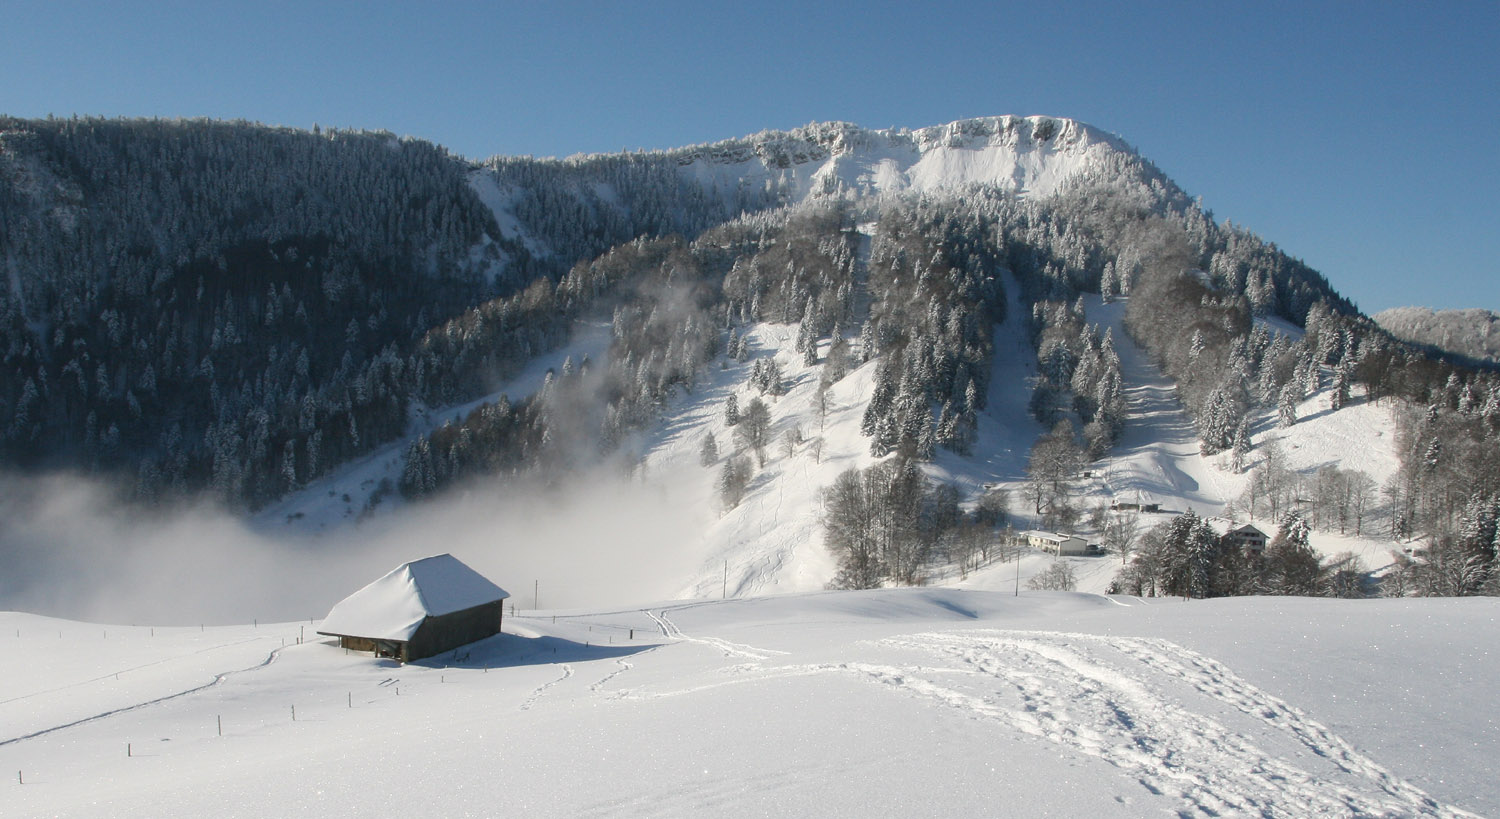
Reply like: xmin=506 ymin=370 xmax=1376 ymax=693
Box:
xmin=631 ymin=623 xmax=1474 ymax=818
xmin=858 ymin=630 xmax=1474 ymax=818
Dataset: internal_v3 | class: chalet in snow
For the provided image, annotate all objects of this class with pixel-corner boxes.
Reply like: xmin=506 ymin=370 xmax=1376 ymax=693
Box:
xmin=1226 ymin=523 xmax=1270 ymax=554
xmin=317 ymin=554 xmax=510 ymax=663
xmin=1023 ymin=531 xmax=1099 ymax=556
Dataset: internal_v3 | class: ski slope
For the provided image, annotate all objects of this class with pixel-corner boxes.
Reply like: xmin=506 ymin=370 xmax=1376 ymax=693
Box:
xmin=1084 ymin=297 xmax=1234 ymax=517
xmin=2 ymin=591 xmax=1493 ymax=817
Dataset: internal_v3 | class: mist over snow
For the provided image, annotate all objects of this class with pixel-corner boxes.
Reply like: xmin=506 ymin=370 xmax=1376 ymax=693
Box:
xmin=0 ymin=467 xmax=706 ymax=626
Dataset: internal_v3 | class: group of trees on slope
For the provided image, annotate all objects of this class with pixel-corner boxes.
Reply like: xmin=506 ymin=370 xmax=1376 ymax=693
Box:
xmin=0 ymin=117 xmax=510 ymax=508
xmin=0 ymin=117 xmax=816 ymax=509
xmin=1109 ymin=511 xmax=1354 ymax=598
xmin=819 ymin=172 xmax=1500 ymax=596
xmin=1117 ymin=234 xmax=1500 ymax=596
xmin=822 ymin=457 xmax=1010 ymax=589
xmin=997 ymin=170 xmax=1500 ymax=597
xmin=399 ymin=203 xmax=853 ymax=497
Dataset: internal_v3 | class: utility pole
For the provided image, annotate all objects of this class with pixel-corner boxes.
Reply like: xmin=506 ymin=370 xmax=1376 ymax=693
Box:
xmin=722 ymin=561 xmax=727 ymax=599
xmin=534 ymin=579 xmax=539 ymax=611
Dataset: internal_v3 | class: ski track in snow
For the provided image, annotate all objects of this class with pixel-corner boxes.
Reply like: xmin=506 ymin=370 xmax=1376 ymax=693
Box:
xmin=645 ymin=609 xmax=788 ymax=662
xmin=1088 ymin=296 xmax=1229 ymax=517
xmin=588 ymin=658 xmax=636 ymax=693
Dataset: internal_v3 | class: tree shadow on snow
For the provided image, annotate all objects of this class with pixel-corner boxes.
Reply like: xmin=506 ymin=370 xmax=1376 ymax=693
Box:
xmin=1295 ymin=405 xmax=1338 ymax=424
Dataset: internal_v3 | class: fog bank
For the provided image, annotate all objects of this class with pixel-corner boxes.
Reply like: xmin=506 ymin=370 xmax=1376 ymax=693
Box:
xmin=0 ymin=469 xmax=707 ymax=626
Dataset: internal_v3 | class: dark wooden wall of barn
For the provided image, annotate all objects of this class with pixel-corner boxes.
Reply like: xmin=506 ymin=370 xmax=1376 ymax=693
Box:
xmin=406 ymin=601 xmax=505 ymax=661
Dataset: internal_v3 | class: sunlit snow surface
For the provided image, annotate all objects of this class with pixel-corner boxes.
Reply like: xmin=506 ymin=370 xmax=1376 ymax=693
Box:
xmin=2 ymin=592 xmax=1493 ymax=817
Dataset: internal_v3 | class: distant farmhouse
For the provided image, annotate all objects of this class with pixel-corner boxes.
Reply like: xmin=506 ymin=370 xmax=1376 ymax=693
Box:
xmin=1225 ymin=523 xmax=1270 ymax=555
xmin=1023 ymin=530 xmax=1099 ymax=556
xmin=318 ymin=554 xmax=510 ymax=663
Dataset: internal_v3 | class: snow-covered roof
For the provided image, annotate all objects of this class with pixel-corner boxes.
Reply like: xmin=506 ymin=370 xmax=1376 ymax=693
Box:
xmin=318 ymin=554 xmax=510 ymax=642
xmin=1022 ymin=531 xmax=1083 ymax=543
xmin=1206 ymin=519 xmax=1269 ymax=538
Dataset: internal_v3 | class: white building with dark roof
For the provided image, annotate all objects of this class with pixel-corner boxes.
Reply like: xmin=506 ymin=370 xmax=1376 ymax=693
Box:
xmin=1022 ymin=530 xmax=1094 ymax=556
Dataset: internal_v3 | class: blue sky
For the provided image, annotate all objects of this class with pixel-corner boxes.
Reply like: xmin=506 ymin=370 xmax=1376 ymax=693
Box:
xmin=3 ymin=1 xmax=1496 ymax=314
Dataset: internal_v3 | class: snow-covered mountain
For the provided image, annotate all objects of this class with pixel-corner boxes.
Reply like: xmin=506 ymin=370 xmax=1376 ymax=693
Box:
xmin=2 ymin=111 xmax=1452 ymax=614
xmin=1375 ymin=306 xmax=1500 ymax=364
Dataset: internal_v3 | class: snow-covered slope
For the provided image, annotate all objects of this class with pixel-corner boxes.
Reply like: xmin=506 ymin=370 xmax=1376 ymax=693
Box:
xmin=245 ymin=279 xmax=1408 ymax=609
xmin=1075 ymin=295 xmax=1399 ymax=520
xmin=3 ymin=592 xmax=1493 ymax=817
xmin=646 ymin=287 xmax=1406 ymax=598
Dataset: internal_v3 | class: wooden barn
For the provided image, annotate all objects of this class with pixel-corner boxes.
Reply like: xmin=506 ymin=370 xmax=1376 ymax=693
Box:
xmin=317 ymin=554 xmax=510 ymax=663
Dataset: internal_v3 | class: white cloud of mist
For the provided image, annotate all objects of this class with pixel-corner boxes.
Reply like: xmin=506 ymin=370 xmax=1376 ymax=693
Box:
xmin=0 ymin=467 xmax=708 ymax=626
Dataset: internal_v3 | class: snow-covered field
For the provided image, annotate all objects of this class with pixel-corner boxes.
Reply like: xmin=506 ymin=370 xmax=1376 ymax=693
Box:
xmin=4 ymin=591 xmax=1494 ymax=817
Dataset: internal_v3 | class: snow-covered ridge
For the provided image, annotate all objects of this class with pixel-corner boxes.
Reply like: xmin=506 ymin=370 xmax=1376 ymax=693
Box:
xmin=479 ymin=115 xmax=1140 ymax=204
xmin=672 ymin=115 xmax=1130 ymax=169
xmin=671 ymin=115 xmax=1138 ymax=200
xmin=1375 ymin=306 xmax=1500 ymax=364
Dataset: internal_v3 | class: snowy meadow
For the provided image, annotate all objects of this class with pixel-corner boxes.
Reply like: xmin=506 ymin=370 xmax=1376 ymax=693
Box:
xmin=3 ymin=591 xmax=1495 ymax=817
